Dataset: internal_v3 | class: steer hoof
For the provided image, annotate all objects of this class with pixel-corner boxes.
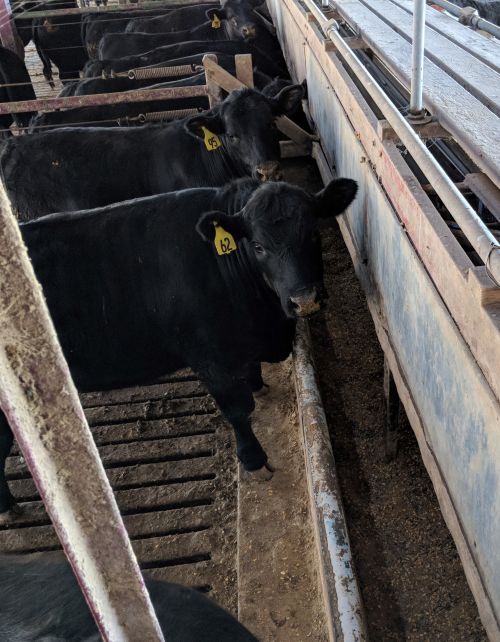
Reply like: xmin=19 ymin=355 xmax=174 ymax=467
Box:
xmin=253 ymin=383 xmax=270 ymax=398
xmin=243 ymin=462 xmax=275 ymax=481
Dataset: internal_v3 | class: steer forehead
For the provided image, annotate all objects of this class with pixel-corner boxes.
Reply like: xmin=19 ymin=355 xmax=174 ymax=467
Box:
xmin=222 ymin=89 xmax=274 ymax=119
xmin=245 ymin=183 xmax=315 ymax=245
xmin=223 ymin=0 xmax=255 ymax=14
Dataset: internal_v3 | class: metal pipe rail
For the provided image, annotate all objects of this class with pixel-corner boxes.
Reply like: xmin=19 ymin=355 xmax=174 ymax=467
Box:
xmin=0 ymin=182 xmax=164 ymax=641
xmin=428 ymin=0 xmax=500 ymax=39
xmin=293 ymin=321 xmax=367 ymax=642
xmin=303 ymin=0 xmax=500 ymax=285
xmin=0 ymin=84 xmax=208 ymax=114
xmin=409 ymin=0 xmax=426 ymax=116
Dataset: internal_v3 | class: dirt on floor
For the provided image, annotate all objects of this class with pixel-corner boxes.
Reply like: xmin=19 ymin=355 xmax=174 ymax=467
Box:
xmin=308 ymin=219 xmax=488 ymax=642
xmin=238 ymin=359 xmax=328 ymax=642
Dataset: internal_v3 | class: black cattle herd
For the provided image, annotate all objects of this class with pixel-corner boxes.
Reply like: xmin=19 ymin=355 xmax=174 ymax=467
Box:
xmin=0 ymin=1 xmax=358 ymax=639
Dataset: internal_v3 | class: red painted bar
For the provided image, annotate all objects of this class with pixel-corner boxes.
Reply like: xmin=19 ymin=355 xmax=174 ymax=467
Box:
xmin=0 ymin=84 xmax=208 ymax=114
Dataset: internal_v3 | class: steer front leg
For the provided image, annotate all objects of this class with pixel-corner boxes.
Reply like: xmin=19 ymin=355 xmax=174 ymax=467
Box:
xmin=198 ymin=365 xmax=268 ymax=471
xmin=0 ymin=410 xmax=15 ymax=514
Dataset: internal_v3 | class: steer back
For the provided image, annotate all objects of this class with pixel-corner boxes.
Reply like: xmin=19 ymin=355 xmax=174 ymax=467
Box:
xmin=0 ymin=553 xmax=258 ymax=641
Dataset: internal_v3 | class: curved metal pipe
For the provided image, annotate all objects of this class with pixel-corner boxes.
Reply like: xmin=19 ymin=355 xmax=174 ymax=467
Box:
xmin=428 ymin=0 xmax=500 ymax=40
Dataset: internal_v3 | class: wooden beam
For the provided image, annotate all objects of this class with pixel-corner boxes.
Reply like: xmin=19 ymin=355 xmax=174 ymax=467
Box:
xmin=235 ymin=54 xmax=254 ymax=89
xmin=202 ymin=56 xmax=316 ymax=146
xmin=377 ymin=118 xmax=452 ymax=141
xmin=0 ymin=173 xmax=164 ymax=642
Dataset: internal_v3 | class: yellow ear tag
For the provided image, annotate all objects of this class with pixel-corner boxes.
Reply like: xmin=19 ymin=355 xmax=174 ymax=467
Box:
xmin=211 ymin=14 xmax=221 ymax=28
xmin=214 ymin=223 xmax=237 ymax=255
xmin=201 ymin=126 xmax=222 ymax=151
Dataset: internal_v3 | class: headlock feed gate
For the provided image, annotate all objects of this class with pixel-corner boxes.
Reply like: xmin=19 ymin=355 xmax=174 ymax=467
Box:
xmin=0 ymin=0 xmax=498 ymax=640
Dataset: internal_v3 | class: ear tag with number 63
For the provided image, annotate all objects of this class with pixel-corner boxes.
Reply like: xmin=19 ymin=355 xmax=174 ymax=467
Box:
xmin=211 ymin=14 xmax=221 ymax=28
xmin=214 ymin=222 xmax=237 ymax=255
xmin=202 ymin=126 xmax=222 ymax=151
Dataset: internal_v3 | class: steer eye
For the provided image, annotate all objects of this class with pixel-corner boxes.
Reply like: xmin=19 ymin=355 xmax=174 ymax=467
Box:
xmin=229 ymin=134 xmax=240 ymax=143
xmin=252 ymin=242 xmax=265 ymax=255
xmin=231 ymin=17 xmax=238 ymax=26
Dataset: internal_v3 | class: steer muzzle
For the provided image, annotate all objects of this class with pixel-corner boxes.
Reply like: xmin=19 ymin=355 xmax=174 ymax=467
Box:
xmin=290 ymin=288 xmax=322 ymax=318
xmin=255 ymin=161 xmax=283 ymax=182
xmin=241 ymin=23 xmax=257 ymax=40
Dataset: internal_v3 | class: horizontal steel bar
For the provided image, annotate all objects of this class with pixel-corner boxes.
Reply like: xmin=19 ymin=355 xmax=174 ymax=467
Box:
xmin=0 ymin=84 xmax=208 ymax=114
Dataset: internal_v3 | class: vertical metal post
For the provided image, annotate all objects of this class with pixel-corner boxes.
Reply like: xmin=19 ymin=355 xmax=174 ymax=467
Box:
xmin=0 ymin=0 xmax=19 ymax=54
xmin=409 ymin=0 xmax=426 ymax=118
xmin=0 ymin=187 xmax=165 ymax=641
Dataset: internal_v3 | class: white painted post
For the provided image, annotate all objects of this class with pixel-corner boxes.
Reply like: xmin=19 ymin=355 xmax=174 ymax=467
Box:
xmin=409 ymin=0 xmax=426 ymax=117
xmin=0 ymin=186 xmax=165 ymax=641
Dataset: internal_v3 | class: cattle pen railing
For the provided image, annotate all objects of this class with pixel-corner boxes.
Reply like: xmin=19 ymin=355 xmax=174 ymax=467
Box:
xmin=0 ymin=52 xmax=315 ymax=155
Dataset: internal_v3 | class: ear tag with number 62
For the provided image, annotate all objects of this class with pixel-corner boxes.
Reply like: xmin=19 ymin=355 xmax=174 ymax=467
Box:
xmin=211 ymin=14 xmax=221 ymax=28
xmin=214 ymin=222 xmax=237 ymax=255
xmin=202 ymin=126 xmax=222 ymax=151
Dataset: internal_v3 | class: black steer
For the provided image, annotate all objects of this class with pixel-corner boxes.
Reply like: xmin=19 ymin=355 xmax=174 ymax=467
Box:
xmin=99 ymin=10 xmax=283 ymax=62
xmin=0 ymin=46 xmax=37 ymax=131
xmin=33 ymin=5 xmax=89 ymax=85
xmin=0 ymin=177 xmax=357 ymax=513
xmin=126 ymin=0 xmax=262 ymax=36
xmin=125 ymin=2 xmax=220 ymax=35
xmin=86 ymin=40 xmax=287 ymax=79
xmin=0 ymin=554 xmax=258 ymax=641
xmin=1 ymin=84 xmax=303 ymax=220
xmin=82 ymin=8 xmax=175 ymax=58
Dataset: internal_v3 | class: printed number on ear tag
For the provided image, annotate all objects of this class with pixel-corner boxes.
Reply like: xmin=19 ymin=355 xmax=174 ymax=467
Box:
xmin=211 ymin=14 xmax=221 ymax=28
xmin=202 ymin=126 xmax=222 ymax=151
xmin=214 ymin=223 xmax=237 ymax=255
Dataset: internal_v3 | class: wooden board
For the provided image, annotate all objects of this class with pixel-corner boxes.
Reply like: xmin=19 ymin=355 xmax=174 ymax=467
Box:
xmin=268 ymin=0 xmax=500 ymax=636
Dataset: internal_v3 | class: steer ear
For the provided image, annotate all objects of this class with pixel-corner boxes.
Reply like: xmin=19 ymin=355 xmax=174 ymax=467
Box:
xmin=184 ymin=112 xmax=225 ymax=140
xmin=206 ymin=7 xmax=224 ymax=21
xmin=271 ymin=83 xmax=305 ymax=116
xmin=196 ymin=210 xmax=249 ymax=244
xmin=315 ymin=178 xmax=358 ymax=218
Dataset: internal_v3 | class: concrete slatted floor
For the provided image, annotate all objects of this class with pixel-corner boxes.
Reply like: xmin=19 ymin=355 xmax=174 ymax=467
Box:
xmin=0 ymin=371 xmax=239 ymax=612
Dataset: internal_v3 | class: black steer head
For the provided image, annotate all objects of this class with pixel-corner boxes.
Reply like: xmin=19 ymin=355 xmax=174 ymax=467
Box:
xmin=197 ymin=178 xmax=358 ymax=318
xmin=184 ymin=85 xmax=304 ymax=182
xmin=206 ymin=0 xmax=263 ymax=41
